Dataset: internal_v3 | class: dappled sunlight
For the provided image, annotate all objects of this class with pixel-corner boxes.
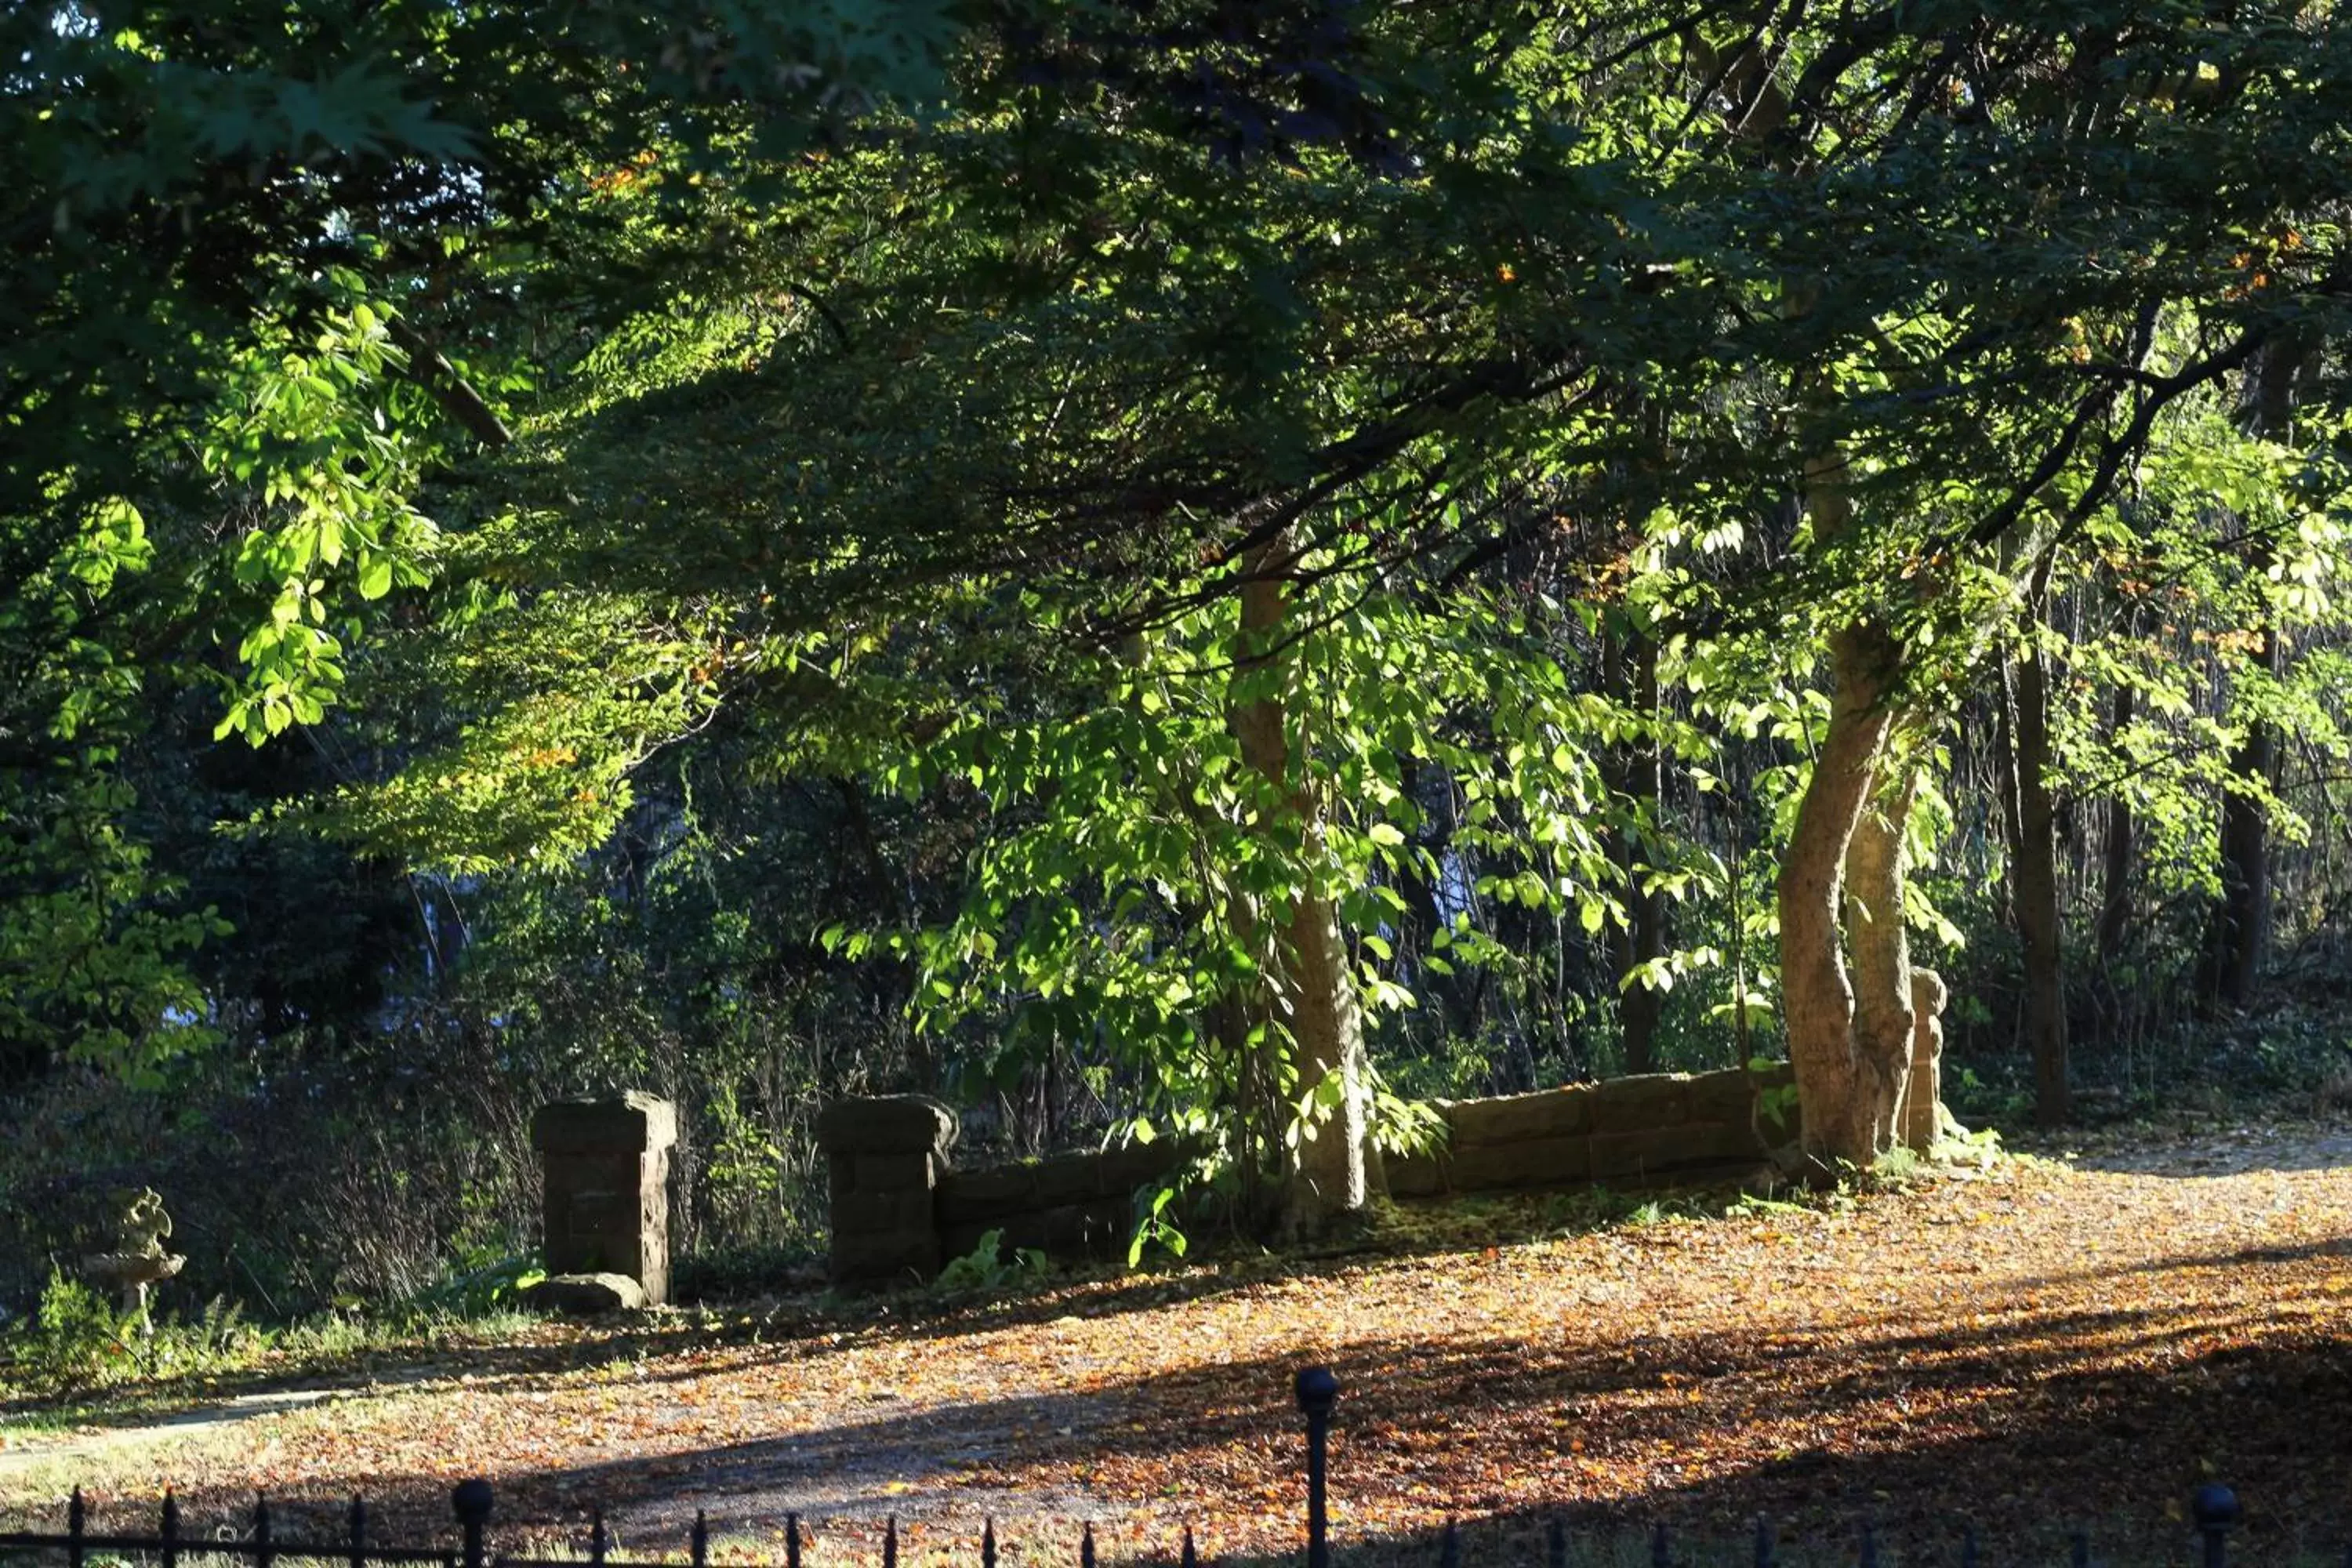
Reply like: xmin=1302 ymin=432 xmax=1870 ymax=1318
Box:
xmin=9 ymin=1144 xmax=2346 ymax=1563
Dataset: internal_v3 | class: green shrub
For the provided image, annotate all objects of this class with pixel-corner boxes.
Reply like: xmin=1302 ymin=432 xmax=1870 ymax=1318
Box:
xmin=6 ymin=1271 xmax=133 ymax=1394
xmin=934 ymin=1229 xmax=1050 ymax=1295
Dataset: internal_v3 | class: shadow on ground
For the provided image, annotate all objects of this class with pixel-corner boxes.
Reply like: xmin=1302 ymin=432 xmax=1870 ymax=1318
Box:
xmin=39 ymin=1247 xmax=2344 ymax=1568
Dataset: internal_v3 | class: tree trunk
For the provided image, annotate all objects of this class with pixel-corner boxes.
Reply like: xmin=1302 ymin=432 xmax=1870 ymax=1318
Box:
xmin=2207 ymin=696 xmax=2276 ymax=1007
xmin=2095 ymin=680 xmax=2136 ymax=965
xmin=1230 ymin=528 xmax=1374 ymax=1236
xmin=2202 ymin=333 xmax=2303 ymax=1005
xmin=1776 ymin=615 xmax=1900 ymax=1170
xmin=1842 ymin=759 xmax=1920 ymax=1161
xmin=2006 ymin=619 xmax=2070 ymax=1127
xmin=1602 ymin=623 xmax=1667 ymax=1075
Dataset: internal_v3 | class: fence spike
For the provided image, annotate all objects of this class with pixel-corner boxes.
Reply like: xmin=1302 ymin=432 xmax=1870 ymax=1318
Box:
xmin=1439 ymin=1520 xmax=1460 ymax=1568
xmin=1083 ymin=1519 xmax=1098 ymax=1568
xmin=589 ymin=1508 xmax=608 ymax=1567
xmin=256 ymin=1492 xmax=276 ymax=1568
xmin=786 ymin=1513 xmax=802 ymax=1568
xmin=67 ymin=1487 xmax=86 ymax=1568
xmin=1752 ymin=1515 xmax=1773 ymax=1568
xmin=349 ymin=1494 xmax=368 ymax=1568
xmin=1651 ymin=1521 xmax=1671 ymax=1568
xmin=1859 ymin=1520 xmax=1876 ymax=1568
xmin=692 ymin=1509 xmax=710 ymax=1568
xmin=1181 ymin=1526 xmax=1198 ymax=1568
xmin=451 ymin=1477 xmax=495 ymax=1568
xmin=162 ymin=1490 xmax=182 ymax=1568
xmin=1547 ymin=1515 xmax=1566 ymax=1568
xmin=2071 ymin=1530 xmax=2090 ymax=1568
xmin=885 ymin=1515 xmax=898 ymax=1568
xmin=982 ymin=1517 xmax=998 ymax=1568
xmin=1962 ymin=1523 xmax=1979 ymax=1568
xmin=2193 ymin=1486 xmax=2241 ymax=1568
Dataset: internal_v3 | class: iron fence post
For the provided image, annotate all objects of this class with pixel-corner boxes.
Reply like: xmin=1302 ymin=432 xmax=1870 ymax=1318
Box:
xmin=161 ymin=1490 xmax=181 ymax=1568
xmin=787 ymin=1513 xmax=803 ymax=1568
xmin=67 ymin=1487 xmax=85 ymax=1568
xmin=1295 ymin=1366 xmax=1338 ymax=1568
xmin=452 ymin=1478 xmax=495 ymax=1568
xmin=2192 ymin=1485 xmax=2240 ymax=1568
xmin=256 ymin=1494 xmax=275 ymax=1568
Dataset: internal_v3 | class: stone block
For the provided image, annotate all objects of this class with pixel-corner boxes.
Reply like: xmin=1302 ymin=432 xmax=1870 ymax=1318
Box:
xmin=1018 ymin=1200 xmax=1129 ymax=1254
xmin=937 ymin=1165 xmax=1040 ymax=1225
xmin=521 ymin=1272 xmax=644 ymax=1316
xmin=1589 ymin=1121 xmax=1764 ymax=1183
xmin=1446 ymin=1086 xmax=1594 ymax=1146
xmin=1028 ymin=1151 xmax=1108 ymax=1207
xmin=832 ymin=1228 xmax=940 ymax=1284
xmin=1446 ymin=1134 xmax=1591 ymax=1192
xmin=815 ymin=1096 xmax=959 ymax=1156
xmin=1686 ymin=1067 xmax=1759 ymax=1127
xmin=1590 ymin=1073 xmax=1693 ymax=1134
xmin=855 ymin=1152 xmax=940 ymax=1194
xmin=532 ymin=1092 xmax=677 ymax=1156
xmin=830 ymin=1189 xmax=935 ymax=1234
xmin=1385 ymin=1152 xmax=1444 ymax=1197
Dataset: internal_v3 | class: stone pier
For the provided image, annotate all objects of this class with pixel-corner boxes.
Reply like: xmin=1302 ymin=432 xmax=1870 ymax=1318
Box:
xmin=531 ymin=1092 xmax=677 ymax=1306
xmin=815 ymin=1095 xmax=957 ymax=1285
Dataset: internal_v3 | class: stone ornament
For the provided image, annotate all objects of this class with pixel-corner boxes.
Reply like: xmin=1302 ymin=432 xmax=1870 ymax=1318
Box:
xmin=82 ymin=1185 xmax=187 ymax=1323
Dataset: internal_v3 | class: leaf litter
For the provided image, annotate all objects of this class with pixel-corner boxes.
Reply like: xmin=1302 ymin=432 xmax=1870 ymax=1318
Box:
xmin=4 ymin=1125 xmax=2346 ymax=1565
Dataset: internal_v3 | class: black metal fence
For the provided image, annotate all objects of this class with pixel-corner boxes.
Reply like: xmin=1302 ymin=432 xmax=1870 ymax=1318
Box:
xmin=0 ymin=1370 xmax=2314 ymax=1568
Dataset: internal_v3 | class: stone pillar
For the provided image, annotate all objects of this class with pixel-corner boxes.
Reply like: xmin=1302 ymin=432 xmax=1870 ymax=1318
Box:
xmin=815 ymin=1095 xmax=956 ymax=1285
xmin=1902 ymin=968 xmax=1949 ymax=1153
xmin=532 ymin=1093 xmax=677 ymax=1305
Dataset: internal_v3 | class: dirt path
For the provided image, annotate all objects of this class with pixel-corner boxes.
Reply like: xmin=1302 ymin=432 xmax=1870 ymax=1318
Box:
xmin=5 ymin=1126 xmax=2347 ymax=1563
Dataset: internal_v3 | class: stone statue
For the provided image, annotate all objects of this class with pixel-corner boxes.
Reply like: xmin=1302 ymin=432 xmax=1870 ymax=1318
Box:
xmin=82 ymin=1186 xmax=187 ymax=1323
xmin=1901 ymin=968 xmax=1948 ymax=1153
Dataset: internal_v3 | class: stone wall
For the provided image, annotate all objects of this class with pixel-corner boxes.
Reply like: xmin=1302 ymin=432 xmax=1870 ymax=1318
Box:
xmin=1385 ymin=1063 xmax=1796 ymax=1197
xmin=936 ymin=1141 xmax=1189 ymax=1265
xmin=818 ymin=1064 xmax=1796 ymax=1285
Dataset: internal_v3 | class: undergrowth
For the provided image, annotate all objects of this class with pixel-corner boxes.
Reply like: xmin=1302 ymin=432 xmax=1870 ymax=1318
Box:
xmin=0 ymin=1263 xmax=545 ymax=1406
